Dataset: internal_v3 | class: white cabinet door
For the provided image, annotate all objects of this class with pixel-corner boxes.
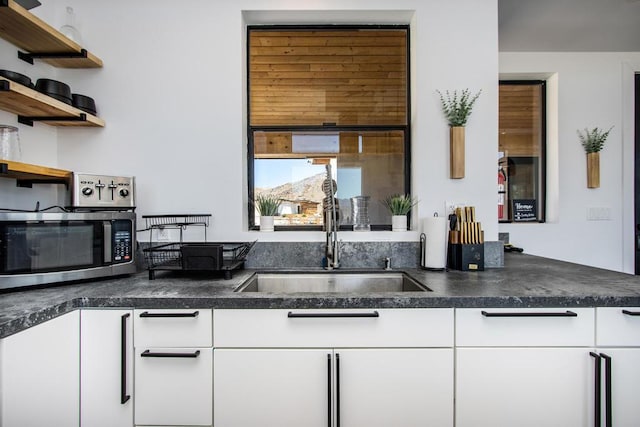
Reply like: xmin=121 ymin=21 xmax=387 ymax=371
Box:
xmin=80 ymin=309 xmax=133 ymax=427
xmin=214 ymin=349 xmax=330 ymax=427
xmin=456 ymin=348 xmax=593 ymax=427
xmin=337 ymin=348 xmax=453 ymax=427
xmin=0 ymin=311 xmax=80 ymax=427
xmin=135 ymin=347 xmax=212 ymax=426
xmin=599 ymin=348 xmax=640 ymax=426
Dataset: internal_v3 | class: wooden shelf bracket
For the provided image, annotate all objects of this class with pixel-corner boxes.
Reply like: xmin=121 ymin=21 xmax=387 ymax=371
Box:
xmin=18 ymin=112 xmax=87 ymax=127
xmin=18 ymin=48 xmax=88 ymax=65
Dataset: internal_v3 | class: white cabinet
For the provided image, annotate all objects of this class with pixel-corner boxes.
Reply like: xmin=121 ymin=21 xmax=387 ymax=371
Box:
xmin=455 ymin=307 xmax=595 ymax=427
xmin=214 ymin=349 xmax=330 ymax=427
xmin=0 ymin=311 xmax=80 ymax=427
xmin=336 ymin=348 xmax=452 ymax=427
xmin=80 ymin=309 xmax=133 ymax=427
xmin=595 ymin=307 xmax=640 ymax=427
xmin=213 ymin=308 xmax=454 ymax=427
xmin=134 ymin=309 xmax=213 ymax=427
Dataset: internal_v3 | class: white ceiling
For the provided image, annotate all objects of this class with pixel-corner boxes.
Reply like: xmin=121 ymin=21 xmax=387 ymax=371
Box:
xmin=499 ymin=0 xmax=640 ymax=52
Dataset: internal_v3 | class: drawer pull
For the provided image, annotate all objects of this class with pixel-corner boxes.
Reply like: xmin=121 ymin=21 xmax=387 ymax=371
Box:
xmin=139 ymin=311 xmax=200 ymax=318
xmin=590 ymin=352 xmax=613 ymax=427
xmin=590 ymin=352 xmax=602 ymax=427
xmin=287 ymin=311 xmax=380 ymax=318
xmin=120 ymin=313 xmax=131 ymax=405
xmin=481 ymin=310 xmax=577 ymax=318
xmin=622 ymin=309 xmax=640 ymax=316
xmin=327 ymin=354 xmax=332 ymax=427
xmin=140 ymin=350 xmax=201 ymax=358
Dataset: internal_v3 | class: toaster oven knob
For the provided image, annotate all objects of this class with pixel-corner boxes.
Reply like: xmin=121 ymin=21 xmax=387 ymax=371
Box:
xmin=118 ymin=188 xmax=130 ymax=198
xmin=81 ymin=187 xmax=94 ymax=196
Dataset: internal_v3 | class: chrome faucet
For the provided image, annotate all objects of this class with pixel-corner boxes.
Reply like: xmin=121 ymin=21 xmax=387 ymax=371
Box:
xmin=384 ymin=257 xmax=391 ymax=270
xmin=323 ymin=164 xmax=340 ymax=270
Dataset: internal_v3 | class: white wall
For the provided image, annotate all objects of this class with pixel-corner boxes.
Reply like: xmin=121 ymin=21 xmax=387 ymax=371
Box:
xmin=500 ymin=52 xmax=640 ymax=273
xmin=0 ymin=0 xmax=63 ymax=210
xmin=3 ymin=1 xmax=498 ymax=244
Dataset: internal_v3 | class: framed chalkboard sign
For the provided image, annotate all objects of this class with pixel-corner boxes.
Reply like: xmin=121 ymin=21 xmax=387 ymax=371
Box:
xmin=513 ymin=199 xmax=537 ymax=222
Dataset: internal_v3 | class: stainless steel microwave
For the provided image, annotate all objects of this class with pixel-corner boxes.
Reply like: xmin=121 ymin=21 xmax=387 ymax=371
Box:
xmin=0 ymin=211 xmax=136 ymax=290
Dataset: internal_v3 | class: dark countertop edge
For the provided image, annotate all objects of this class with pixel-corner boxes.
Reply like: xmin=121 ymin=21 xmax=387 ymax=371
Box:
xmin=2 ymin=294 xmax=640 ymax=339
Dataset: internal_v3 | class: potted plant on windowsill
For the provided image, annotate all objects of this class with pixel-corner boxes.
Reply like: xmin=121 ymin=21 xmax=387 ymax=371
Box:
xmin=383 ymin=194 xmax=418 ymax=231
xmin=577 ymin=126 xmax=613 ymax=189
xmin=255 ymin=194 xmax=282 ymax=232
xmin=437 ymin=88 xmax=482 ymax=179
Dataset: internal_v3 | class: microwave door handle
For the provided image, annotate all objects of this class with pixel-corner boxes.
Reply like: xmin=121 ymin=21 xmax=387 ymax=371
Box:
xmin=103 ymin=221 xmax=112 ymax=263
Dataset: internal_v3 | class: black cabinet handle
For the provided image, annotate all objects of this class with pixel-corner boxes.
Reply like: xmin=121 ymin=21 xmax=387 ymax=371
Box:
xmin=140 ymin=349 xmax=200 ymax=358
xmin=336 ymin=352 xmax=341 ymax=427
xmin=327 ymin=354 xmax=332 ymax=427
xmin=481 ymin=310 xmax=577 ymax=317
xmin=288 ymin=311 xmax=379 ymax=318
xmin=600 ymin=353 xmax=612 ymax=427
xmin=590 ymin=352 xmax=602 ymax=427
xmin=120 ymin=313 xmax=131 ymax=405
xmin=622 ymin=309 xmax=640 ymax=316
xmin=139 ymin=311 xmax=199 ymax=318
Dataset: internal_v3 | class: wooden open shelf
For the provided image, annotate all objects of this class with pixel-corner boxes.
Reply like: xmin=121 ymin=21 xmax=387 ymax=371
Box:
xmin=0 ymin=0 xmax=103 ymax=68
xmin=0 ymin=159 xmax=72 ymax=186
xmin=0 ymin=77 xmax=105 ymax=127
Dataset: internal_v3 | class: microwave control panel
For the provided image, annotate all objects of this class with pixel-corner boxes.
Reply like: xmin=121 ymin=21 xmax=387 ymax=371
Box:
xmin=112 ymin=220 xmax=133 ymax=263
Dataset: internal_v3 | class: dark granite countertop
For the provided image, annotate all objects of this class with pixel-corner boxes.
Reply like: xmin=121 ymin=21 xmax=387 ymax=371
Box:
xmin=1 ymin=253 xmax=639 ymax=338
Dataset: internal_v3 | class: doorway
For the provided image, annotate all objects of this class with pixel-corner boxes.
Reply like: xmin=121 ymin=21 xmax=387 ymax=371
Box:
xmin=635 ymin=73 xmax=640 ymax=274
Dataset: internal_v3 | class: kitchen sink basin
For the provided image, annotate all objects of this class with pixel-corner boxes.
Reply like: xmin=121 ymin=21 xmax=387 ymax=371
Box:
xmin=234 ymin=271 xmax=432 ymax=293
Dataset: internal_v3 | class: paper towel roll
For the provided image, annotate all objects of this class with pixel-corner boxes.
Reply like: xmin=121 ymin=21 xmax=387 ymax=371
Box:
xmin=421 ymin=217 xmax=448 ymax=269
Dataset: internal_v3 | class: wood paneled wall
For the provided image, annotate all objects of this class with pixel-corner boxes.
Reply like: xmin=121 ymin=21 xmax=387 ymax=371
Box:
xmin=249 ymin=29 xmax=408 ymax=126
xmin=499 ymin=84 xmax=543 ymax=157
xmin=254 ymin=131 xmax=404 ymax=158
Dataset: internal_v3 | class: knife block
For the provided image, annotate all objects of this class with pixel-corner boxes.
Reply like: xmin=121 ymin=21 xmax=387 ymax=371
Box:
xmin=448 ymin=243 xmax=484 ymax=271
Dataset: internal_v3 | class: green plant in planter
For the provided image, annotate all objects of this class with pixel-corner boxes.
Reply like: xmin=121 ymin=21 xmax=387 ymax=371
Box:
xmin=436 ymin=88 xmax=482 ymax=126
xmin=255 ymin=194 xmax=282 ymax=216
xmin=383 ymin=194 xmax=418 ymax=216
xmin=577 ymin=126 xmax=613 ymax=153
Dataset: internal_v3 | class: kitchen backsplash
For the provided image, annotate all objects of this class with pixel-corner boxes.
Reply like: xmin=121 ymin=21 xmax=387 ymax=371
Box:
xmin=244 ymin=241 xmax=504 ymax=269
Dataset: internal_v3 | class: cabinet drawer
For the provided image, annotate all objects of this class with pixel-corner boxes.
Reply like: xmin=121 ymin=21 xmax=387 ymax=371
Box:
xmin=596 ymin=307 xmax=640 ymax=346
xmin=213 ymin=308 xmax=453 ymax=348
xmin=133 ymin=309 xmax=212 ymax=348
xmin=134 ymin=347 xmax=212 ymax=426
xmin=456 ymin=308 xmax=595 ymax=347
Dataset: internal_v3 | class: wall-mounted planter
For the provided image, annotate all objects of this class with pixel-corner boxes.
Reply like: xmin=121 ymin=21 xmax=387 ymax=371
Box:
xmin=587 ymin=152 xmax=600 ymax=188
xmin=450 ymin=126 xmax=465 ymax=179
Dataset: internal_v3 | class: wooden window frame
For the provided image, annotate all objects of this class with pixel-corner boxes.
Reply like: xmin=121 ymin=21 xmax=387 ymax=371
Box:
xmin=247 ymin=24 xmax=412 ymax=231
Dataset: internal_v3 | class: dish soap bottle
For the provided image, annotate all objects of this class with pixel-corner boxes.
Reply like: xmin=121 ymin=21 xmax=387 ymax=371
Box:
xmin=59 ymin=6 xmax=83 ymax=45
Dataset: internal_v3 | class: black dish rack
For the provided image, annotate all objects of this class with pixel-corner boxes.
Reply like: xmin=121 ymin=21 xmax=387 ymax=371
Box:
xmin=141 ymin=214 xmax=255 ymax=280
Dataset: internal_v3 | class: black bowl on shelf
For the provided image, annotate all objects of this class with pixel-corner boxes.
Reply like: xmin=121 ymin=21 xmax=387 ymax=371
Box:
xmin=35 ymin=78 xmax=72 ymax=105
xmin=0 ymin=70 xmax=33 ymax=88
xmin=72 ymin=94 xmax=97 ymax=115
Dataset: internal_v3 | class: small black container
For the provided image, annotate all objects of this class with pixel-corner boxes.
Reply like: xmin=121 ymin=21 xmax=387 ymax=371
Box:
xmin=448 ymin=243 xmax=485 ymax=271
xmin=180 ymin=244 xmax=224 ymax=271
xmin=0 ymin=70 xmax=33 ymax=88
xmin=72 ymin=94 xmax=97 ymax=115
xmin=35 ymin=78 xmax=72 ymax=105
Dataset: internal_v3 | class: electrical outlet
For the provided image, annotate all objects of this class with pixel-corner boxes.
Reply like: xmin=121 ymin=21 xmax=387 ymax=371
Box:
xmin=445 ymin=201 xmax=467 ymax=214
xmin=156 ymin=227 xmax=170 ymax=241
xmin=587 ymin=207 xmax=612 ymax=221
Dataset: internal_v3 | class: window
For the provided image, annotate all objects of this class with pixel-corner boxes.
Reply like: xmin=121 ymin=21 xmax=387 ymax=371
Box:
xmin=498 ymin=81 xmax=546 ymax=222
xmin=247 ymin=25 xmax=410 ymax=230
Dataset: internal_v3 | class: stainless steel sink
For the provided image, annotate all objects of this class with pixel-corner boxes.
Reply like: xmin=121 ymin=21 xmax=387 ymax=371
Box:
xmin=234 ymin=271 xmax=431 ymax=293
